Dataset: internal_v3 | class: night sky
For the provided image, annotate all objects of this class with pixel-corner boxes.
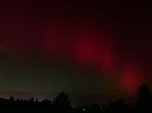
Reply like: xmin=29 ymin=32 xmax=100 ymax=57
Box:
xmin=0 ymin=0 xmax=152 ymax=105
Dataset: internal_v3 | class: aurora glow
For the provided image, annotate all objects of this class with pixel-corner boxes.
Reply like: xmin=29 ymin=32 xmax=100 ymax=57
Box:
xmin=0 ymin=0 xmax=152 ymax=104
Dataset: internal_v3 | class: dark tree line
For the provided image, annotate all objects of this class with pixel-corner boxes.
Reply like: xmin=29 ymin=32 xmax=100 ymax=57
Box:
xmin=0 ymin=84 xmax=152 ymax=113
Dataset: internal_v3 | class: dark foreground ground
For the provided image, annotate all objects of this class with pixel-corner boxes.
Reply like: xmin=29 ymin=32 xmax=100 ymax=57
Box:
xmin=0 ymin=84 xmax=152 ymax=113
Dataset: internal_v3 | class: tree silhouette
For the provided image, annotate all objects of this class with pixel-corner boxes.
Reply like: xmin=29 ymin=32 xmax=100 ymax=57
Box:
xmin=137 ymin=83 xmax=152 ymax=102
xmin=9 ymin=96 xmax=14 ymax=102
xmin=53 ymin=92 xmax=71 ymax=111
xmin=136 ymin=84 xmax=152 ymax=113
